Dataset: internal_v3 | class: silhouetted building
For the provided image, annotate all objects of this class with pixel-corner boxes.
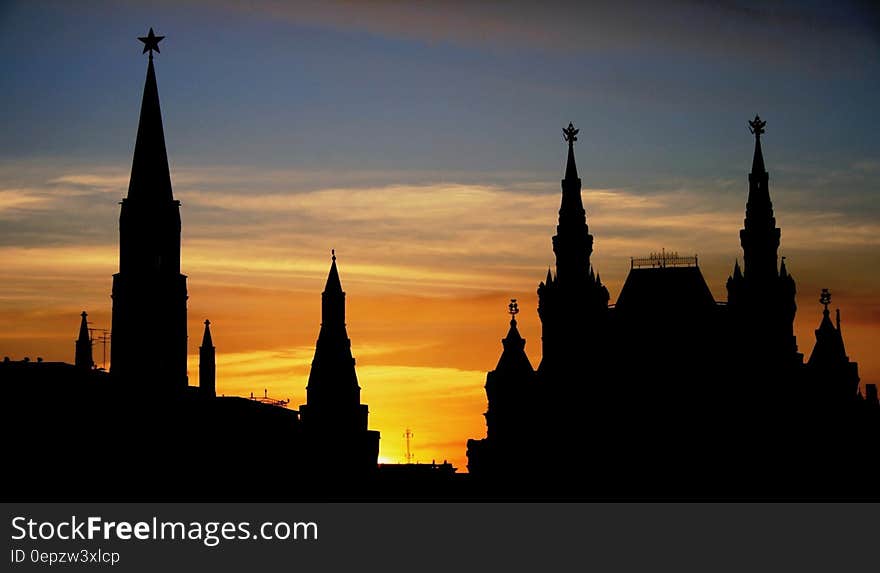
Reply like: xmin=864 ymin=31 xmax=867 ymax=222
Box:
xmin=467 ymin=299 xmax=538 ymax=478
xmin=110 ymin=30 xmax=188 ymax=391
xmin=467 ymin=117 xmax=879 ymax=498
xmin=300 ymin=251 xmax=380 ymax=475
xmin=726 ymin=115 xmax=801 ymax=383
xmin=537 ymin=123 xmax=610 ymax=383
xmin=804 ymin=289 xmax=860 ymax=405
xmin=199 ymin=319 xmax=216 ymax=398
xmin=75 ymin=311 xmax=94 ymax=370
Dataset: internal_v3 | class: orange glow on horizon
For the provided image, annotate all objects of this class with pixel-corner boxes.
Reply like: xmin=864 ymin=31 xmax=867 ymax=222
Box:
xmin=2 ymin=175 xmax=879 ymax=472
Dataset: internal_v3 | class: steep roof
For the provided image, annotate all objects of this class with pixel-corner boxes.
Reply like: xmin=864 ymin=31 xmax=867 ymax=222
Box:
xmin=615 ymin=266 xmax=716 ymax=314
xmin=127 ymin=55 xmax=173 ymax=202
xmin=494 ymin=318 xmax=534 ymax=374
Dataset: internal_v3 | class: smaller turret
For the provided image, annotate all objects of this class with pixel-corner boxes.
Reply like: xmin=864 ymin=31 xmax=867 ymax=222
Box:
xmin=807 ymin=289 xmax=859 ymax=403
xmin=199 ymin=319 xmax=216 ymax=398
xmin=75 ymin=311 xmax=93 ymax=370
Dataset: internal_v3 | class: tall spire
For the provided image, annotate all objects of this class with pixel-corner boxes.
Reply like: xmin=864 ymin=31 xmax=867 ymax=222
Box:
xmin=552 ymin=122 xmax=592 ymax=287
xmin=303 ymin=249 xmax=373 ymax=443
xmin=301 ymin=250 xmax=379 ymax=472
xmin=318 ymin=248 xmax=349 ymax=347
xmin=745 ymin=114 xmax=773 ymax=219
xmin=199 ymin=319 xmax=216 ymax=398
xmin=559 ymin=122 xmax=586 ymax=222
xmin=739 ymin=114 xmax=780 ymax=282
xmin=110 ymin=29 xmax=188 ymax=391
xmin=75 ymin=311 xmax=93 ymax=369
xmin=128 ymin=29 xmax=172 ymax=203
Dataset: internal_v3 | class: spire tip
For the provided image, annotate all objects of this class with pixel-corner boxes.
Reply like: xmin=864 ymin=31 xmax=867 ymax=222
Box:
xmin=563 ymin=122 xmax=579 ymax=145
xmin=748 ymin=114 xmax=766 ymax=138
xmin=138 ymin=27 xmax=165 ymax=57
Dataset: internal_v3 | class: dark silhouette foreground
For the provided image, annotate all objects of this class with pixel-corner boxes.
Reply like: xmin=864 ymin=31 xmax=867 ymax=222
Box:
xmin=466 ymin=119 xmax=878 ymax=499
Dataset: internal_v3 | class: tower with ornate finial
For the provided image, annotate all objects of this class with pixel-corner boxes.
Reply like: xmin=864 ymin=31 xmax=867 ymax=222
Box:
xmin=740 ymin=115 xmax=779 ymax=282
xmin=110 ymin=28 xmax=188 ymax=392
xmin=537 ymin=122 xmax=609 ymax=378
xmin=467 ymin=299 xmax=537 ymax=476
xmin=199 ymin=320 xmax=216 ymax=398
xmin=75 ymin=311 xmax=93 ymax=370
xmin=727 ymin=115 xmax=799 ymax=374
xmin=806 ymin=289 xmax=860 ymax=404
xmin=485 ymin=299 xmax=536 ymax=439
xmin=300 ymin=250 xmax=379 ymax=474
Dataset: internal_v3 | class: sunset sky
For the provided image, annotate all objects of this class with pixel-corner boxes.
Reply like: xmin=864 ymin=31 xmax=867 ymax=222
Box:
xmin=1 ymin=1 xmax=878 ymax=470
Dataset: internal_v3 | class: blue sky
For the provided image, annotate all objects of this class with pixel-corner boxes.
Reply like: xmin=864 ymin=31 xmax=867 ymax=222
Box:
xmin=2 ymin=1 xmax=878 ymax=183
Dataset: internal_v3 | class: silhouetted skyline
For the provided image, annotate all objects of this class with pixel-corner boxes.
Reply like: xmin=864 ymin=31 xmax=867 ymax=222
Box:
xmin=1 ymin=2 xmax=879 ymax=471
xmin=468 ymin=118 xmax=875 ymax=496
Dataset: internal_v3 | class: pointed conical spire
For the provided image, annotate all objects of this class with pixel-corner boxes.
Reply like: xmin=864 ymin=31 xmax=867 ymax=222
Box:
xmin=127 ymin=31 xmax=173 ymax=203
xmin=199 ymin=318 xmax=216 ymax=397
xmin=809 ymin=289 xmax=848 ymax=366
xmin=504 ymin=315 xmax=524 ymax=343
xmin=110 ymin=29 xmax=187 ymax=391
xmin=745 ymin=114 xmax=771 ymax=207
xmin=564 ymin=122 xmax=579 ymax=181
xmin=75 ymin=311 xmax=93 ymax=369
xmin=552 ymin=121 xmax=593 ymax=288
xmin=324 ymin=249 xmax=343 ymax=293
xmin=780 ymin=256 xmax=788 ymax=278
xmin=559 ymin=122 xmax=586 ymax=219
xmin=78 ymin=311 xmax=90 ymax=342
xmin=751 ymin=129 xmax=766 ymax=175
xmin=546 ymin=267 xmax=553 ymax=284
xmin=733 ymin=259 xmax=743 ymax=280
xmin=320 ymin=249 xmax=347 ymax=330
xmin=739 ymin=114 xmax=781 ymax=284
xmin=303 ymin=248 xmax=366 ymax=434
xmin=201 ymin=319 xmax=213 ymax=348
xmin=495 ymin=299 xmax=533 ymax=373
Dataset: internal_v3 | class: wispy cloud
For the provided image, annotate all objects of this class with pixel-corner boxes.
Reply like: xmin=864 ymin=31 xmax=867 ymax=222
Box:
xmin=0 ymin=189 xmax=49 ymax=213
xmin=3 ymin=164 xmax=879 ymax=288
xmin=1 ymin=161 xmax=878 ymax=470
